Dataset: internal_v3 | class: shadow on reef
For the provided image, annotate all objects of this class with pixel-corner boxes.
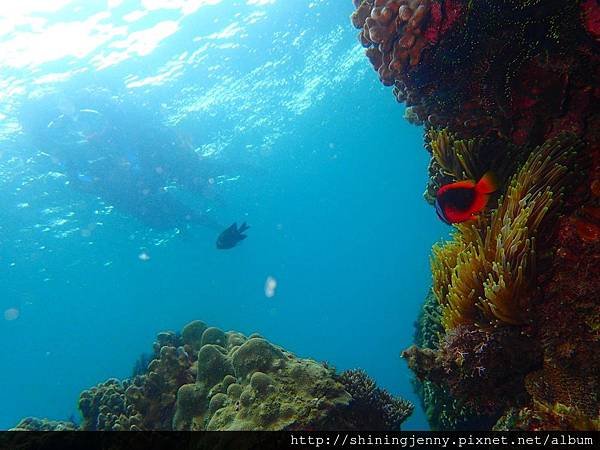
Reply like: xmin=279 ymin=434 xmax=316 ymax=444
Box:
xmin=352 ymin=0 xmax=599 ymax=430
xmin=12 ymin=321 xmax=413 ymax=431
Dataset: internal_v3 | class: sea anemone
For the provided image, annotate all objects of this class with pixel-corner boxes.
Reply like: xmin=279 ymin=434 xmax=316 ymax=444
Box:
xmin=424 ymin=128 xmax=520 ymax=205
xmin=427 ymin=128 xmax=482 ymax=181
xmin=432 ymin=133 xmax=581 ymax=330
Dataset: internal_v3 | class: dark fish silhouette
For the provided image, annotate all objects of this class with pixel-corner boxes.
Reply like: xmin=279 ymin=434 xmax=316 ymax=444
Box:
xmin=216 ymin=222 xmax=249 ymax=249
xmin=435 ymin=172 xmax=498 ymax=224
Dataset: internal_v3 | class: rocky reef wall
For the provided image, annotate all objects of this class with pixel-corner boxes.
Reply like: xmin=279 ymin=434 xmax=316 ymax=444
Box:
xmin=352 ymin=0 xmax=599 ymax=430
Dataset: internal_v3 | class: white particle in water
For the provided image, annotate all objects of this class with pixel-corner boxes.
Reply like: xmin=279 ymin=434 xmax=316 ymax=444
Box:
xmin=264 ymin=276 xmax=277 ymax=298
xmin=4 ymin=308 xmax=19 ymax=321
xmin=138 ymin=252 xmax=150 ymax=261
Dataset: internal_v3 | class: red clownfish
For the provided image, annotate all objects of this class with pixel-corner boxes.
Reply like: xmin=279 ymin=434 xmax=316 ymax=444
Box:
xmin=435 ymin=172 xmax=498 ymax=224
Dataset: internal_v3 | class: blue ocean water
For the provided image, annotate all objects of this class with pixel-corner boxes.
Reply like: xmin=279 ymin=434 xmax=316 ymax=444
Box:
xmin=0 ymin=0 xmax=447 ymax=430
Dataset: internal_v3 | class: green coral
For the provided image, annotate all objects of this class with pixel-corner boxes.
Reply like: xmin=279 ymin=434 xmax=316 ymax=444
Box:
xmin=181 ymin=320 xmax=208 ymax=351
xmin=13 ymin=320 xmax=414 ymax=431
xmin=176 ymin=329 xmax=352 ymax=430
xmin=201 ymin=326 xmax=228 ymax=348
xmin=173 ymin=322 xmax=414 ymax=431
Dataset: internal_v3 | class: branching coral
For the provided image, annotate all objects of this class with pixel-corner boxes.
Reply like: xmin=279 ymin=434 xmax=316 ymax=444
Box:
xmin=431 ymin=133 xmax=581 ymax=330
xmin=338 ymin=369 xmax=414 ymax=430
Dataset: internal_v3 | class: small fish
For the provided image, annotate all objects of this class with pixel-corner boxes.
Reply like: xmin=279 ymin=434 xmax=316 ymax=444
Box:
xmin=435 ymin=172 xmax=498 ymax=224
xmin=216 ymin=222 xmax=250 ymax=249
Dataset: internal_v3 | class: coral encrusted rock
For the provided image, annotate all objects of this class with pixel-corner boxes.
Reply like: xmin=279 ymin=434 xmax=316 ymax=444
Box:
xmin=352 ymin=0 xmax=599 ymax=431
xmin=14 ymin=320 xmax=413 ymax=431
xmin=10 ymin=418 xmax=78 ymax=431
xmin=172 ymin=325 xmax=412 ymax=430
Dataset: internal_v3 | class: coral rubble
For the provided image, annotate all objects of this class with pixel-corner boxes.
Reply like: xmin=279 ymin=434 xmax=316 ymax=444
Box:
xmin=353 ymin=0 xmax=599 ymax=430
xmin=14 ymin=320 xmax=413 ymax=431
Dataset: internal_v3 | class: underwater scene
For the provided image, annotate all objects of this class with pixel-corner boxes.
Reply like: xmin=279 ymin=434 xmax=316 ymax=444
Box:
xmin=1 ymin=0 xmax=598 ymax=433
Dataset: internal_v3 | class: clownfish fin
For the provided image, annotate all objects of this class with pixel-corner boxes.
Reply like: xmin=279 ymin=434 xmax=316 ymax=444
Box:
xmin=475 ymin=171 xmax=498 ymax=195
